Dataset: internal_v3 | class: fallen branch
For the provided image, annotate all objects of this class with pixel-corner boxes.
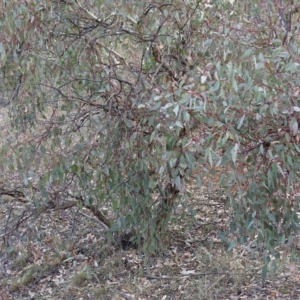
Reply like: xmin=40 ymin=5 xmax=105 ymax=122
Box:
xmin=145 ymin=271 xmax=230 ymax=280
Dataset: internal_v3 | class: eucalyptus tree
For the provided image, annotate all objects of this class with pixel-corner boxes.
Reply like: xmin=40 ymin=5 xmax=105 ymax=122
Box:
xmin=1 ymin=0 xmax=300 ymax=271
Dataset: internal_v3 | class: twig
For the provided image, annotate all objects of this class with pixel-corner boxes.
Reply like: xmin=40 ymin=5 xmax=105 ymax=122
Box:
xmin=75 ymin=0 xmax=102 ymax=24
xmin=79 ymin=211 xmax=109 ymax=230
xmin=194 ymin=220 xmax=224 ymax=230
xmin=145 ymin=271 xmax=229 ymax=280
xmin=209 ymin=274 xmax=227 ymax=289
xmin=92 ymin=271 xmax=101 ymax=284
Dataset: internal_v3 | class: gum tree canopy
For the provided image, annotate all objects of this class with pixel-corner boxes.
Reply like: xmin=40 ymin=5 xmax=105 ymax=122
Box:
xmin=1 ymin=0 xmax=300 ymax=261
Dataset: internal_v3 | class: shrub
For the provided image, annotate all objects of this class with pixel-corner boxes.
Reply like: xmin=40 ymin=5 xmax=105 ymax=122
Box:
xmin=1 ymin=1 xmax=300 ymax=272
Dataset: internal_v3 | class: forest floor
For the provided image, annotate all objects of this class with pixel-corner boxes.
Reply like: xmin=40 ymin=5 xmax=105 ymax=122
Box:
xmin=1 ymin=108 xmax=300 ymax=300
xmin=1 ymin=182 xmax=300 ymax=299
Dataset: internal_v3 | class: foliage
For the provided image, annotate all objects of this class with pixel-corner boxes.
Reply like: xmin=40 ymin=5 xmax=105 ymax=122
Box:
xmin=1 ymin=0 xmax=300 ymax=267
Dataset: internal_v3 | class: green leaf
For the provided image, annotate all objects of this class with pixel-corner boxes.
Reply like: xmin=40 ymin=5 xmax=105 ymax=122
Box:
xmin=237 ymin=114 xmax=245 ymax=129
xmin=40 ymin=145 xmax=46 ymax=155
xmin=241 ymin=48 xmax=254 ymax=60
xmin=173 ymin=104 xmax=180 ymax=116
xmin=217 ymin=231 xmax=227 ymax=242
xmin=196 ymin=175 xmax=202 ymax=188
xmin=262 ymin=264 xmax=268 ymax=284
xmin=210 ymin=80 xmax=220 ymax=92
xmin=166 ymin=137 xmax=177 ymax=151
xmin=285 ymin=62 xmax=296 ymax=72
xmin=290 ymin=117 xmax=298 ymax=136
xmin=227 ymin=63 xmax=234 ymax=83
xmin=71 ymin=164 xmax=79 ymax=174
xmin=230 ymin=143 xmax=239 ymax=164
xmin=7 ymin=245 xmax=14 ymax=253
xmin=227 ymin=240 xmax=235 ymax=252
xmin=232 ymin=78 xmax=238 ymax=92
xmin=175 ymin=120 xmax=183 ymax=128
xmin=174 ymin=176 xmax=181 ymax=191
